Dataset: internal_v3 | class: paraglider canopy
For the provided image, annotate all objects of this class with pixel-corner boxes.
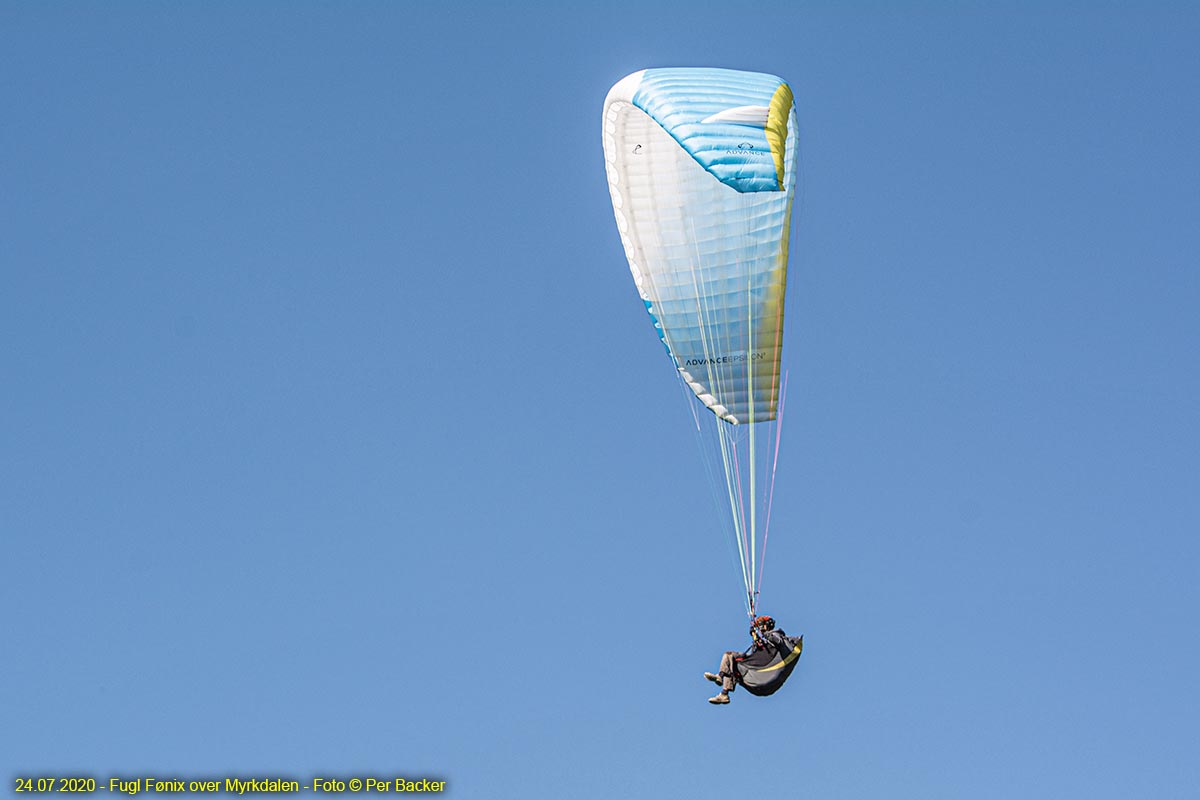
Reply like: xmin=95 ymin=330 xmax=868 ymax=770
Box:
xmin=602 ymin=67 xmax=797 ymax=428
xmin=602 ymin=67 xmax=800 ymax=617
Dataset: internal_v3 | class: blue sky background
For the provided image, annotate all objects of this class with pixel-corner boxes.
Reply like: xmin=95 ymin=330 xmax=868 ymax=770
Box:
xmin=3 ymin=2 xmax=1198 ymax=797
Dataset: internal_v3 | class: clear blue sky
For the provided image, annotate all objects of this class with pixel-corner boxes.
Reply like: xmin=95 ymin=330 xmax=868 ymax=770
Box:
xmin=4 ymin=2 xmax=1198 ymax=797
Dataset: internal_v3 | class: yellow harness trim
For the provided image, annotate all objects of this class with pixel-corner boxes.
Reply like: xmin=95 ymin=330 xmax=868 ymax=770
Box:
xmin=751 ymin=640 xmax=803 ymax=673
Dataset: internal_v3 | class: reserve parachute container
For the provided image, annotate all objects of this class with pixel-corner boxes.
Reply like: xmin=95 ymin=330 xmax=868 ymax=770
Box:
xmin=602 ymin=67 xmax=799 ymax=618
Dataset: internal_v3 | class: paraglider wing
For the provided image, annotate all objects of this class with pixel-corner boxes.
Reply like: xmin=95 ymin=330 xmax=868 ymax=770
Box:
xmin=602 ymin=67 xmax=797 ymax=425
xmin=602 ymin=67 xmax=800 ymax=615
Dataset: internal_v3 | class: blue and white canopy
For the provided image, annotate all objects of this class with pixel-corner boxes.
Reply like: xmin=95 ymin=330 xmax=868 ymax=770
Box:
xmin=602 ymin=67 xmax=798 ymax=425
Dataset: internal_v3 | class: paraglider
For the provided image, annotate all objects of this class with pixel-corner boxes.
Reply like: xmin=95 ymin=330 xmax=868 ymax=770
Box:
xmin=704 ymin=616 xmax=804 ymax=704
xmin=601 ymin=67 xmax=804 ymax=699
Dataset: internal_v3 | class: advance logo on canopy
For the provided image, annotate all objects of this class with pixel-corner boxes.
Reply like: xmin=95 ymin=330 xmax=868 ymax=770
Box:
xmin=683 ymin=350 xmax=770 ymax=368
